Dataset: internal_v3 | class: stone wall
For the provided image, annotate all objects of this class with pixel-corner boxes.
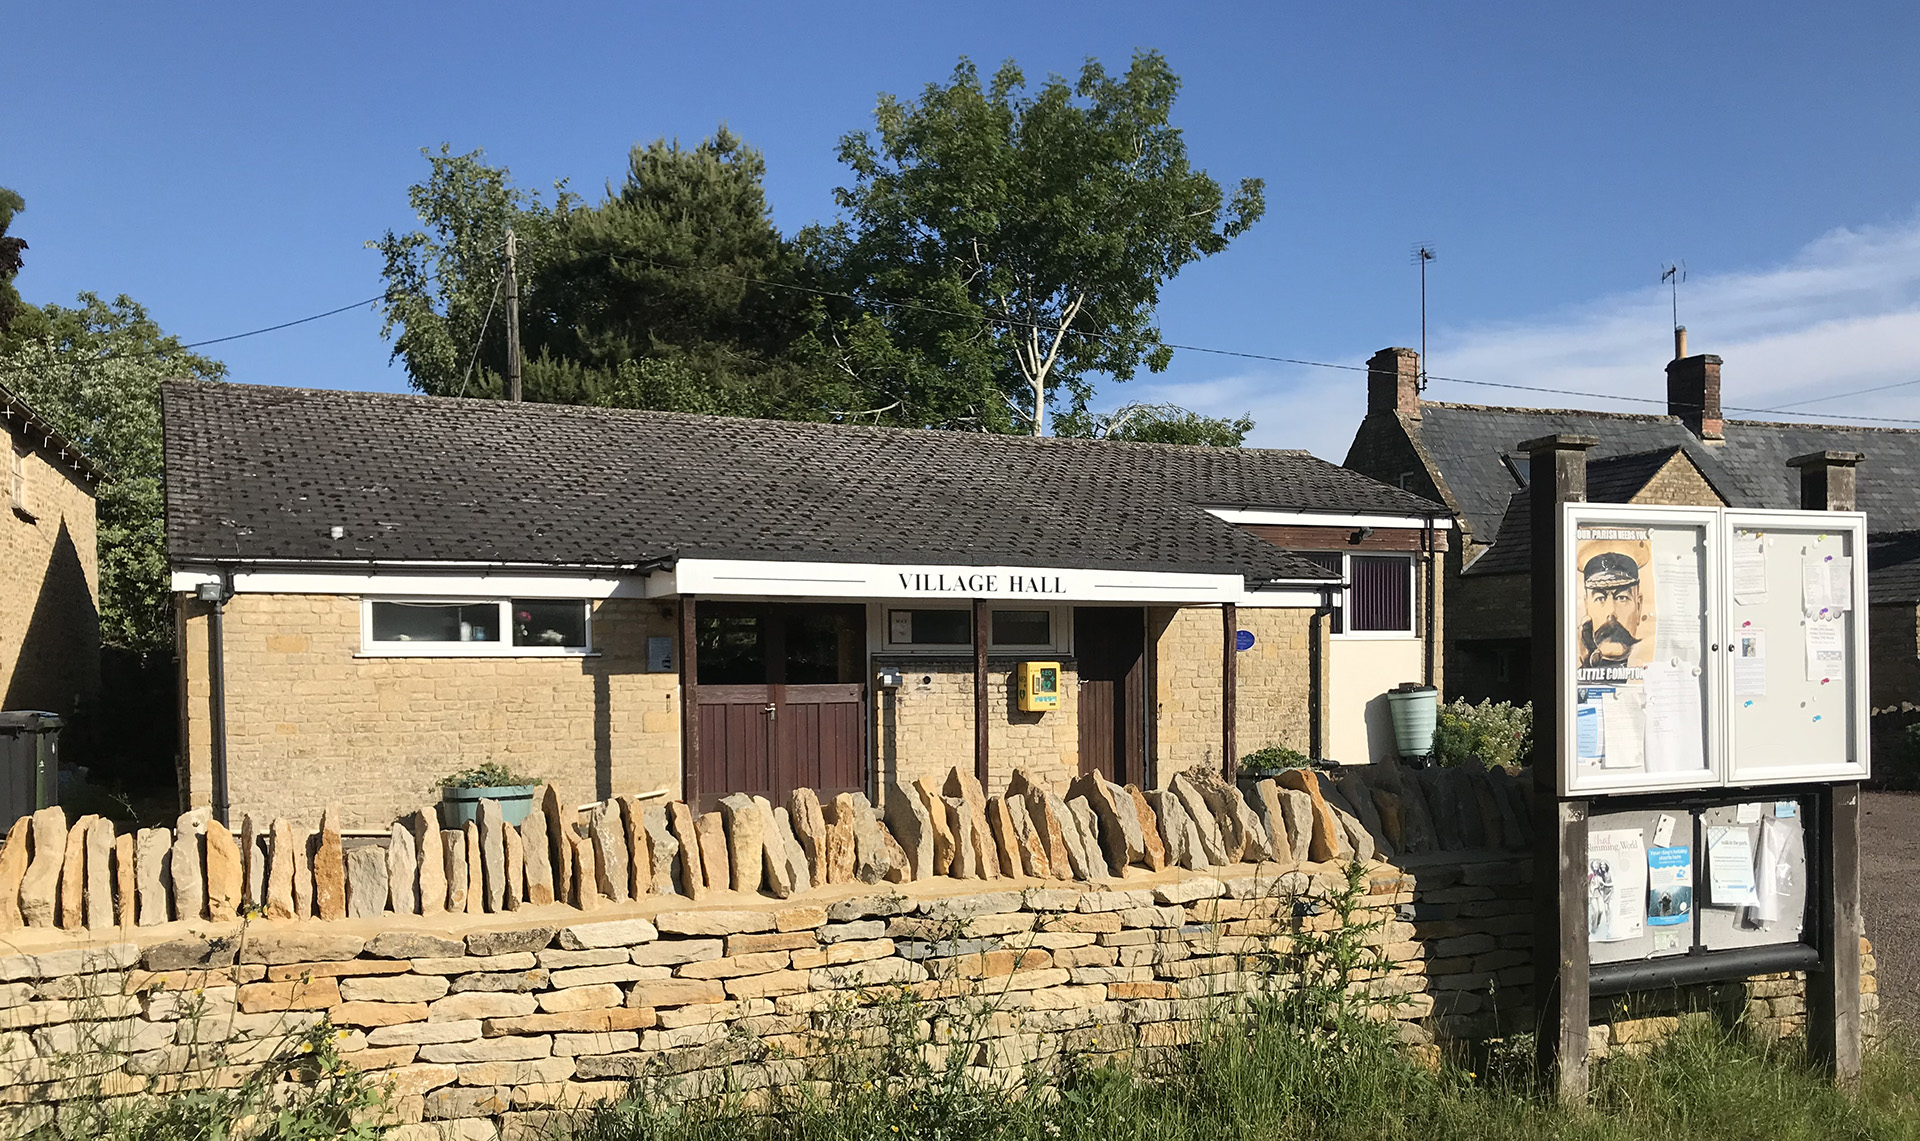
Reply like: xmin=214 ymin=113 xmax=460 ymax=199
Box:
xmin=1232 ymin=608 xmax=1315 ymax=759
xmin=178 ymin=596 xmax=683 ymax=828
xmin=1150 ymin=607 xmax=1226 ymax=778
xmin=0 ymin=426 xmax=98 ymax=720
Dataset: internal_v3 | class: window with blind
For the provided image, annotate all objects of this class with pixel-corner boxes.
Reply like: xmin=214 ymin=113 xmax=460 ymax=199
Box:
xmin=1348 ymin=555 xmax=1413 ymax=633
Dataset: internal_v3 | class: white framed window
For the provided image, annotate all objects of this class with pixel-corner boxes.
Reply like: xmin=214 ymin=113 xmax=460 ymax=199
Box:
xmin=9 ymin=441 xmax=28 ymax=519
xmin=881 ymin=605 xmax=1066 ymax=652
xmin=1301 ymin=553 xmax=1417 ymax=638
xmin=359 ymin=598 xmax=593 ymax=656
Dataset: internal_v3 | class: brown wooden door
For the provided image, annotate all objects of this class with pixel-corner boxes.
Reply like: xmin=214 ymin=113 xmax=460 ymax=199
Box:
xmin=694 ymin=603 xmax=866 ymax=810
xmin=1075 ymin=607 xmax=1146 ymax=784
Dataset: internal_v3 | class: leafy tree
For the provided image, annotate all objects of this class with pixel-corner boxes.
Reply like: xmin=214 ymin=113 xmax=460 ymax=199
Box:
xmin=0 ymin=188 xmax=25 ymax=335
xmin=0 ymin=294 xmax=226 ymax=650
xmin=370 ymin=145 xmax=579 ymax=399
xmin=828 ymin=51 xmax=1265 ymax=434
xmin=1055 ymin=402 xmax=1253 ymax=446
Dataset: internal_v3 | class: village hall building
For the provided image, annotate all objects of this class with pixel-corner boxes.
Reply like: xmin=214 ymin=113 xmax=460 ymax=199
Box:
xmin=162 ymin=381 xmax=1449 ymax=827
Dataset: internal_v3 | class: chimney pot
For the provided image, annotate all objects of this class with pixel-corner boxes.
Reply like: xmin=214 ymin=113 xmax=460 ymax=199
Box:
xmin=1366 ymin=347 xmax=1422 ymax=420
xmin=1674 ymin=325 xmax=1688 ymax=360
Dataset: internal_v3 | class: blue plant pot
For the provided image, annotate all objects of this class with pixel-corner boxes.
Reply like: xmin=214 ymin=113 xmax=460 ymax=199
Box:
xmin=439 ymin=784 xmax=538 ymax=830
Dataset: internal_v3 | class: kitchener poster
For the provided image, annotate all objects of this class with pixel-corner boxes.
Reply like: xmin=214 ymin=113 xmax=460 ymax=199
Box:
xmin=1575 ymin=527 xmax=1657 ymax=683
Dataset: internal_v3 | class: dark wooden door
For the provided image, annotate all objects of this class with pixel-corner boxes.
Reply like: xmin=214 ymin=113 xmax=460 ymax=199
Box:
xmin=1075 ymin=607 xmax=1146 ymax=784
xmin=694 ymin=604 xmax=866 ymax=809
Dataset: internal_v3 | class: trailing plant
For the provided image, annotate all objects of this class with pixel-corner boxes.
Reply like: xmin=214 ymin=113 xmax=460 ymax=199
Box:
xmin=435 ymin=762 xmax=542 ymax=789
xmin=1238 ymin=744 xmax=1310 ymax=780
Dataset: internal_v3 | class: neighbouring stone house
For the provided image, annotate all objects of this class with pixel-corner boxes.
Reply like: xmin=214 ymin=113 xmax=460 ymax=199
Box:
xmin=162 ymin=380 xmax=1451 ymax=827
xmin=1343 ymin=341 xmax=1920 ymax=758
xmin=0 ymin=379 xmax=101 ymax=730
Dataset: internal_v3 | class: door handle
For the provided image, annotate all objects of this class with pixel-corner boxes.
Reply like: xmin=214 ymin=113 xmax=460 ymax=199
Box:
xmin=763 ymin=703 xmax=777 ymax=721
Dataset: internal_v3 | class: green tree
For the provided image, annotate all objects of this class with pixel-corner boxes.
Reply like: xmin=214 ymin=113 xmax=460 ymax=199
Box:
xmin=0 ymin=188 xmax=25 ymax=335
xmin=1055 ymin=402 xmax=1254 ymax=446
xmin=1 ymin=294 xmax=226 ymax=650
xmin=828 ymin=51 xmax=1265 ymax=434
xmin=369 ymin=145 xmax=579 ymax=399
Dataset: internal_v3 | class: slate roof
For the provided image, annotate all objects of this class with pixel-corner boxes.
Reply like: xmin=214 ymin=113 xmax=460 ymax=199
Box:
xmin=1465 ymin=448 xmax=1724 ymax=578
xmin=1420 ymin=401 xmax=1920 ymax=532
xmin=1868 ymin=531 xmax=1920 ymax=605
xmin=162 ymin=381 xmax=1446 ymax=586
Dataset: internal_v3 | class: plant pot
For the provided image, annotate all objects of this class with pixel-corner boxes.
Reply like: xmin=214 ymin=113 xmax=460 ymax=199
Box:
xmin=1387 ymin=685 xmax=1440 ymax=760
xmin=439 ymin=784 xmax=538 ymax=830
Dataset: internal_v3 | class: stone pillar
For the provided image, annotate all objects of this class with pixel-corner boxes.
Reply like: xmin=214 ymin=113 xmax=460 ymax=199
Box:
xmin=1522 ymin=432 xmax=1596 ymax=1103
xmin=1788 ymin=450 xmax=1863 ymax=514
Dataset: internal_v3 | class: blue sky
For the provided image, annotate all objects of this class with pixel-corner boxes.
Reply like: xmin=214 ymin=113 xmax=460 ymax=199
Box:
xmin=8 ymin=2 xmax=1920 ymax=457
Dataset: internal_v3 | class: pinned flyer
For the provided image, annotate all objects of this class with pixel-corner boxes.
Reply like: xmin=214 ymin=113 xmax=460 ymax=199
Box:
xmin=1647 ymin=846 xmax=1692 ymax=927
xmin=1805 ymin=619 xmax=1844 ymax=682
xmin=1589 ymin=829 xmax=1647 ymax=943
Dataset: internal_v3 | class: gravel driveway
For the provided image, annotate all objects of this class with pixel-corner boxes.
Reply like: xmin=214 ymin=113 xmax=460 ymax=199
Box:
xmin=1863 ymin=790 xmax=1919 ymax=1033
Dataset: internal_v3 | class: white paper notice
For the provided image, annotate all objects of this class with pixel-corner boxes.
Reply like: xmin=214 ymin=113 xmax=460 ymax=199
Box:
xmin=1732 ymin=532 xmax=1768 ymax=604
xmin=1805 ymin=619 xmax=1845 ymax=682
xmin=1734 ymin=629 xmax=1767 ymax=698
xmin=1588 ymin=829 xmax=1647 ymax=943
xmin=1707 ymin=826 xmax=1758 ymax=907
xmin=1828 ymin=555 xmax=1854 ymax=613
xmin=1756 ymin=816 xmax=1793 ymax=924
xmin=1653 ymin=557 xmax=1702 ymax=663
xmin=1803 ymin=555 xmax=1834 ymax=616
xmin=1642 ymin=663 xmax=1704 ymax=773
xmin=1600 ymin=688 xmax=1646 ymax=771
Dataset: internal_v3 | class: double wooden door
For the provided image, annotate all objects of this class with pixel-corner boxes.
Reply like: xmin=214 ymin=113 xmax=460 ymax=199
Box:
xmin=694 ymin=603 xmax=866 ymax=811
xmin=1075 ymin=606 xmax=1147 ymax=785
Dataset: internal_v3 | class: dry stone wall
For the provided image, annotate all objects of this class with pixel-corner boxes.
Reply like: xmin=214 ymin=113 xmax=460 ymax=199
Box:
xmin=0 ymin=760 xmax=1877 ymax=1137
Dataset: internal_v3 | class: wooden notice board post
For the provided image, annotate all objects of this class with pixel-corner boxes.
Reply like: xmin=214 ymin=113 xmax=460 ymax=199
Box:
xmin=1525 ymin=432 xmax=1596 ymax=1104
xmin=1793 ymin=449 xmax=1865 ymax=1084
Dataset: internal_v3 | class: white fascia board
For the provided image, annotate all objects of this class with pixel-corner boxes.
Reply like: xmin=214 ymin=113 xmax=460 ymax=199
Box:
xmin=1233 ymin=589 xmax=1329 ymax=608
xmin=1205 ymin=508 xmax=1453 ymax=530
xmin=170 ymin=567 xmax=655 ymax=600
xmin=670 ymin=557 xmax=1245 ymax=604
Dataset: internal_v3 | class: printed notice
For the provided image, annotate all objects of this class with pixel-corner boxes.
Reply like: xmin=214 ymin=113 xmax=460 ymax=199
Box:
xmin=1589 ymin=829 xmax=1647 ymax=943
xmin=1646 ymin=845 xmax=1693 ymax=927
xmin=1576 ymin=702 xmax=1603 ymax=763
xmin=1803 ymin=555 xmax=1835 ymax=615
xmin=1643 ymin=663 xmax=1705 ymax=773
xmin=1756 ymin=816 xmax=1794 ymax=925
xmin=1734 ymin=629 xmax=1767 ymax=698
xmin=1707 ymin=826 xmax=1758 ymax=907
xmin=1732 ymin=532 xmax=1767 ymax=604
xmin=1805 ymin=619 xmax=1845 ymax=681
xmin=1600 ymin=687 xmax=1646 ymax=771
xmin=1652 ymin=556 xmax=1701 ymax=664
xmin=1828 ymin=555 xmax=1854 ymax=612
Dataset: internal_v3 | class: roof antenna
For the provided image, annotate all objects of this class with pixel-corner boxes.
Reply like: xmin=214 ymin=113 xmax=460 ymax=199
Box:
xmin=1411 ymin=244 xmax=1437 ymax=390
xmin=1661 ymin=261 xmax=1687 ymax=358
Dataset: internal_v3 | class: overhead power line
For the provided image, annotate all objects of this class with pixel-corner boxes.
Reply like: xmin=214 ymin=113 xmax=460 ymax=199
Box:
xmin=3 ymin=241 xmax=1918 ymax=427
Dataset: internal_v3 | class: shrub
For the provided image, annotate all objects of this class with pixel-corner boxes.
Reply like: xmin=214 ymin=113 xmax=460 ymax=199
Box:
xmin=1238 ymin=745 xmax=1309 ymax=779
xmin=1434 ymin=698 xmax=1532 ymax=770
xmin=435 ymin=762 xmax=542 ymax=789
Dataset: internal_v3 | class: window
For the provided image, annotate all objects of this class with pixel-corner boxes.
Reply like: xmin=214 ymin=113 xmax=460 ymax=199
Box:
xmin=1501 ymin=453 xmax=1531 ymax=487
xmin=990 ymin=609 xmax=1051 ymax=647
xmin=9 ymin=442 xmax=27 ymax=518
xmin=887 ymin=609 xmax=971 ymax=646
xmin=363 ymin=598 xmax=590 ymax=655
xmin=1349 ymin=555 xmax=1413 ymax=633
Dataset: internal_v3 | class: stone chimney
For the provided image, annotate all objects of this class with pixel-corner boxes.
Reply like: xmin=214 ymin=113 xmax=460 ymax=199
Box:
xmin=1666 ymin=349 xmax=1724 ymax=441
xmin=1788 ymin=450 xmax=1864 ymax=512
xmin=1367 ymin=347 xmax=1421 ymax=420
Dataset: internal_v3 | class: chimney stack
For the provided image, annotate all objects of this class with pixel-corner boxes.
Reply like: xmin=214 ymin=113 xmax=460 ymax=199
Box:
xmin=1788 ymin=450 xmax=1864 ymax=513
xmin=1366 ymin=347 xmax=1422 ymax=420
xmin=1666 ymin=350 xmax=1724 ymax=441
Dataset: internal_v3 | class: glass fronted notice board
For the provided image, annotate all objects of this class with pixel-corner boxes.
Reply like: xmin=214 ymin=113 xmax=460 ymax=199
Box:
xmin=1589 ymin=794 xmax=1812 ymax=982
xmin=1558 ymin=504 xmax=1868 ymax=796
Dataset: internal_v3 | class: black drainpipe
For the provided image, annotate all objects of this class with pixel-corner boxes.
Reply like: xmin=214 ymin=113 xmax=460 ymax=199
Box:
xmin=1308 ymin=589 xmax=1331 ymax=760
xmin=1423 ymin=515 xmax=1438 ymax=688
xmin=196 ymin=576 xmax=232 ymax=825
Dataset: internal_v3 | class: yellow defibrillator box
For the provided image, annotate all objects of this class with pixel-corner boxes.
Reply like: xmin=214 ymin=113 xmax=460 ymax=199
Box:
xmin=1016 ymin=661 xmax=1061 ymax=712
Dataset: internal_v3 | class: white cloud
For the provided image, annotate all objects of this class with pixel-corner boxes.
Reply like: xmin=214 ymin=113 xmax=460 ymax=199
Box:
xmin=1135 ymin=214 xmax=1920 ymax=460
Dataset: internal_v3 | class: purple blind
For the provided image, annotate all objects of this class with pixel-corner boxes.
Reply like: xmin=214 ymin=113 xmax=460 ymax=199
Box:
xmin=1350 ymin=555 xmax=1412 ymax=632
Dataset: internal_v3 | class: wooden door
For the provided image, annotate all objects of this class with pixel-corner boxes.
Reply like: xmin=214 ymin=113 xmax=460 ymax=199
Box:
xmin=694 ymin=603 xmax=866 ymax=809
xmin=1075 ymin=607 xmax=1145 ymax=784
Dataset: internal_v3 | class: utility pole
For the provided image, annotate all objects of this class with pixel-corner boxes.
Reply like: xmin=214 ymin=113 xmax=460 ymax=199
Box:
xmin=504 ymin=228 xmax=523 ymax=402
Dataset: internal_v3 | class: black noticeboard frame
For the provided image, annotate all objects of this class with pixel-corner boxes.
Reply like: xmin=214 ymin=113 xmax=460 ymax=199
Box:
xmin=1585 ymin=785 xmax=1824 ymax=998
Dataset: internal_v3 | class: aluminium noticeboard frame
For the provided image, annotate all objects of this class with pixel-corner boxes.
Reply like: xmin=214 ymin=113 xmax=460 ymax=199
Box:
xmin=1556 ymin=503 xmax=1869 ymax=798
